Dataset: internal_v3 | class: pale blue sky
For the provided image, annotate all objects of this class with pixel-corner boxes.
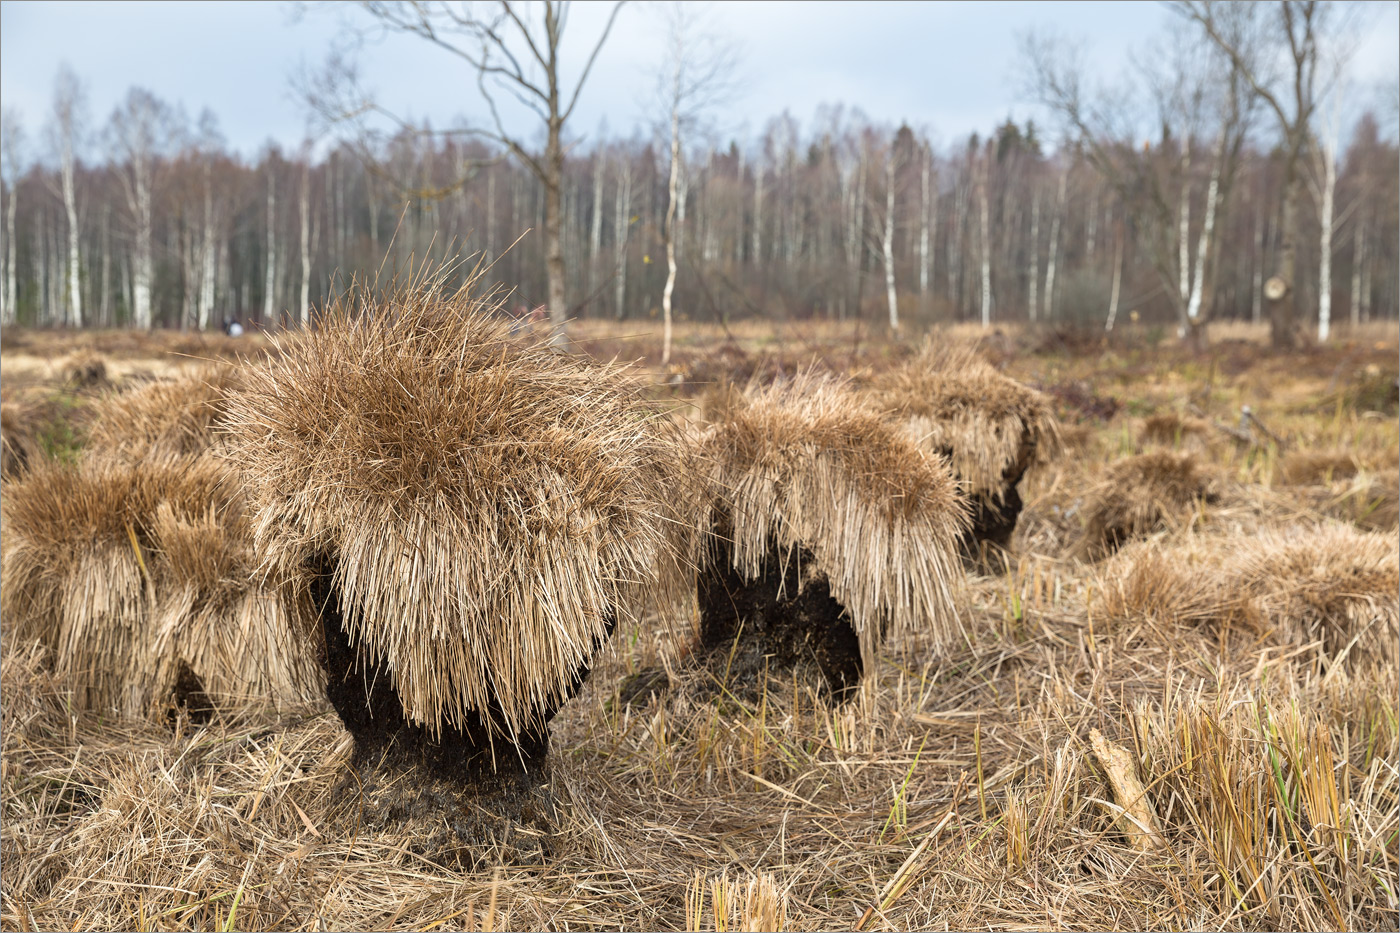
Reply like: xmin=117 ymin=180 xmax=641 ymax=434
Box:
xmin=2 ymin=0 xmax=1397 ymax=160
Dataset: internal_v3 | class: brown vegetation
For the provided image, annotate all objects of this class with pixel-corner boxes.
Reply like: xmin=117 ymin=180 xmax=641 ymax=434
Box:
xmin=2 ymin=320 xmax=1397 ymax=931
xmin=695 ymin=373 xmax=967 ymax=690
xmin=86 ymin=365 xmax=242 ymax=462
xmin=1077 ymin=451 xmax=1218 ymax=558
xmin=0 ymin=453 xmax=322 ymax=718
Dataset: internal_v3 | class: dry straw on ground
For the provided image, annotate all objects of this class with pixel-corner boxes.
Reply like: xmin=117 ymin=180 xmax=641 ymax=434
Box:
xmin=1076 ymin=450 xmax=1217 ymax=558
xmin=696 ymin=373 xmax=968 ymax=662
xmin=221 ymin=278 xmax=699 ymax=739
xmin=864 ymin=342 xmax=1061 ymax=500
xmin=0 ymin=452 xmax=322 ymax=718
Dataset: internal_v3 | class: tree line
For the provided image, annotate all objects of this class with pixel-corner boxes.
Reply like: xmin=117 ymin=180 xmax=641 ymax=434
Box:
xmin=1 ymin=20 xmax=1396 ymax=344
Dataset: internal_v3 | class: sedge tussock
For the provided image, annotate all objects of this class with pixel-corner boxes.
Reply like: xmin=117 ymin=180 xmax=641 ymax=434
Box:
xmin=0 ymin=452 xmax=322 ymax=718
xmin=1139 ymin=410 xmax=1211 ymax=449
xmin=1077 ymin=451 xmax=1217 ymax=558
xmin=865 ymin=342 xmax=1062 ymax=499
xmin=1227 ymin=524 xmax=1398 ymax=665
xmin=86 ymin=365 xmax=242 ymax=462
xmin=0 ymin=391 xmax=47 ymax=477
xmin=58 ymin=349 xmax=110 ymax=391
xmin=696 ymin=373 xmax=968 ymax=663
xmin=221 ymin=276 xmax=699 ymax=740
xmin=1096 ymin=538 xmax=1253 ymax=631
xmin=1280 ymin=450 xmax=1362 ymax=486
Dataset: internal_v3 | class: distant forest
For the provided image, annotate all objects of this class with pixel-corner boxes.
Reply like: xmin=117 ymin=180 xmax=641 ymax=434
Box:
xmin=2 ymin=88 xmax=1396 ymax=336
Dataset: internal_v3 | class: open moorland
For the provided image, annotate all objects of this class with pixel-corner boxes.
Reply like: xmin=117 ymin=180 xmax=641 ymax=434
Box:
xmin=1 ymin=319 xmax=1397 ymax=932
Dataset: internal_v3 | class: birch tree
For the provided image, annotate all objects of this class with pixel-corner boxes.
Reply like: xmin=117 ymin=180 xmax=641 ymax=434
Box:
xmin=107 ymin=87 xmax=174 ymax=329
xmin=1 ymin=109 xmax=22 ymax=326
xmin=1173 ymin=0 xmax=1337 ymax=348
xmin=652 ymin=1 xmax=739 ymax=364
xmin=50 ymin=66 xmax=86 ymax=327
xmin=313 ymin=0 xmax=627 ymax=347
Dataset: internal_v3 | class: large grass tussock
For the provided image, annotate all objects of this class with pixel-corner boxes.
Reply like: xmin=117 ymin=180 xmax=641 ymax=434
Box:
xmin=865 ymin=342 xmax=1061 ymax=498
xmin=697 ymin=373 xmax=969 ymax=661
xmin=86 ymin=365 xmax=242 ymax=462
xmin=221 ymin=281 xmax=698 ymax=739
xmin=0 ymin=453 xmax=322 ymax=717
xmin=1078 ymin=451 xmax=1217 ymax=557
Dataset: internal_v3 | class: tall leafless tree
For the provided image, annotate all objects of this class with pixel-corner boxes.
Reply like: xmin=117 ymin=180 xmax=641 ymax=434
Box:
xmin=309 ymin=0 xmax=626 ymax=346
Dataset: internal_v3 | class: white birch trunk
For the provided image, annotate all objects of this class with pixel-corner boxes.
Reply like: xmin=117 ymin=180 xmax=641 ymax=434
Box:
xmin=300 ymin=157 xmax=311 ymax=327
xmin=61 ymin=134 xmax=82 ymax=327
xmin=132 ymin=172 xmax=153 ymax=329
xmin=100 ymin=204 xmax=111 ymax=326
xmin=3 ymin=181 xmax=15 ymax=325
xmin=1028 ymin=188 xmax=1040 ymax=322
xmin=1186 ymin=133 xmax=1225 ymax=328
xmin=662 ymin=95 xmax=681 ymax=366
xmin=613 ymin=159 xmax=631 ymax=320
xmin=978 ymin=153 xmax=991 ymax=328
xmin=918 ymin=146 xmax=931 ymax=296
xmin=1316 ymin=132 xmax=1336 ymax=343
xmin=883 ymin=152 xmax=899 ymax=331
xmin=198 ymin=163 xmax=216 ymax=330
xmin=1043 ymin=168 xmax=1066 ymax=321
xmin=589 ymin=151 xmax=604 ymax=291
xmin=264 ymin=169 xmax=276 ymax=323
xmin=1106 ymin=228 xmax=1124 ymax=331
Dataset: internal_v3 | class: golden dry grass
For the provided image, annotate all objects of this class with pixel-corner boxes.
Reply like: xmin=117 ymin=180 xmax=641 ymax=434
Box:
xmin=696 ymin=373 xmax=969 ymax=661
xmin=1 ymin=320 xmax=1397 ymax=932
xmin=86 ymin=365 xmax=243 ymax=462
xmin=864 ymin=343 xmax=1062 ymax=498
xmin=0 ymin=452 xmax=322 ymax=719
xmin=221 ymin=279 xmax=699 ymax=740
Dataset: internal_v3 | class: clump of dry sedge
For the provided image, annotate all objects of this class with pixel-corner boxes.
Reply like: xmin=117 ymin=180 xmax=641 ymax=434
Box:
xmin=697 ymin=373 xmax=968 ymax=663
xmin=1077 ymin=451 xmax=1216 ymax=558
xmin=1279 ymin=450 xmax=1361 ymax=486
xmin=86 ymin=365 xmax=242 ymax=462
xmin=1228 ymin=524 xmax=1398 ymax=665
xmin=221 ymin=278 xmax=698 ymax=740
xmin=1139 ymin=410 xmax=1211 ymax=448
xmin=865 ymin=342 xmax=1062 ymax=500
xmin=59 ymin=349 xmax=109 ymax=390
xmin=0 ymin=452 xmax=323 ymax=717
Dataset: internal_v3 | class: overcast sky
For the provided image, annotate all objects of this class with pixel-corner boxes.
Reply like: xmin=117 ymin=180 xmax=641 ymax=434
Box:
xmin=2 ymin=0 xmax=1397 ymax=161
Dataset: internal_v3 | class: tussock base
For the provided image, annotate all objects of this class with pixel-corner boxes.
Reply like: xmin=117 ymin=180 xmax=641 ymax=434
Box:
xmin=696 ymin=531 xmax=862 ymax=701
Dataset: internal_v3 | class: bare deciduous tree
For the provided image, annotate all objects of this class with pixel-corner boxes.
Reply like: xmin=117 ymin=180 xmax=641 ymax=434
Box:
xmin=1172 ymin=0 xmax=1340 ymax=348
xmin=308 ymin=0 xmax=626 ymax=346
xmin=49 ymin=66 xmax=86 ymax=327
xmin=653 ymin=1 xmax=739 ymax=364
xmin=1 ymin=108 xmax=23 ymax=326
xmin=106 ymin=88 xmax=177 ymax=329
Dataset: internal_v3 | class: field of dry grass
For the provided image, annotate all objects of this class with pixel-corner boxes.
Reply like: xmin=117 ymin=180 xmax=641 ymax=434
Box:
xmin=1 ymin=319 xmax=1397 ymax=932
